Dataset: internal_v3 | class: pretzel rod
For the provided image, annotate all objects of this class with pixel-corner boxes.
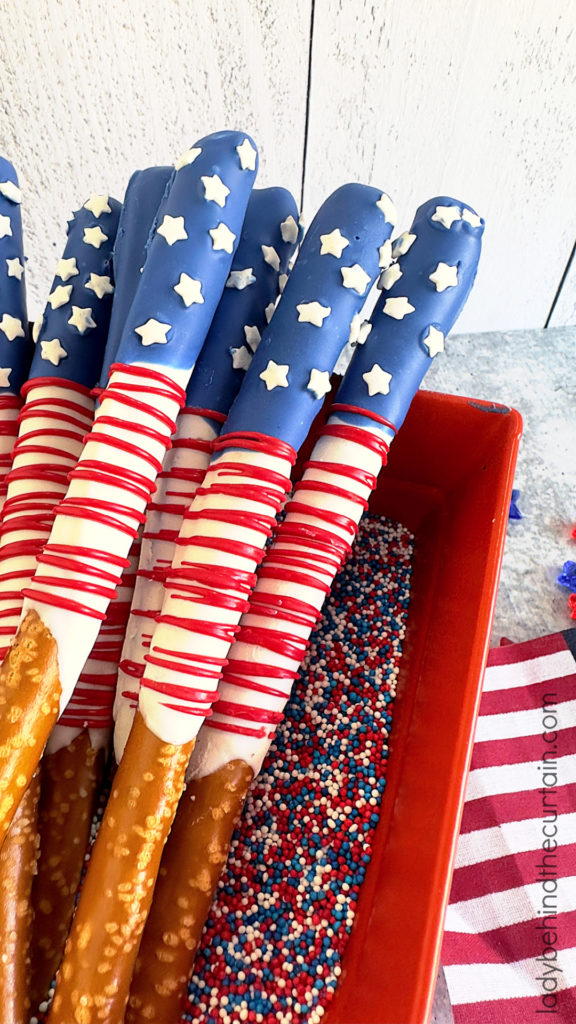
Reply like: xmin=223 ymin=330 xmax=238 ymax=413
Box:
xmin=0 ymin=158 xmax=32 ymax=513
xmin=0 ymin=770 xmax=40 ymax=1024
xmin=126 ymin=196 xmax=485 ymax=1022
xmin=47 ymin=183 xmax=394 ymax=1023
xmin=0 ymin=131 xmax=257 ymax=847
xmin=114 ymin=185 xmax=300 ymax=762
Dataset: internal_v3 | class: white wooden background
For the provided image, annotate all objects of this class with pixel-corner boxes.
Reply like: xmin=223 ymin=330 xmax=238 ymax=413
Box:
xmin=0 ymin=0 xmax=575 ymax=333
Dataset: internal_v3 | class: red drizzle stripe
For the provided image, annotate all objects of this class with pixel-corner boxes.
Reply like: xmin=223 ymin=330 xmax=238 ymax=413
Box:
xmin=14 ymin=427 xmax=87 ymax=445
xmin=157 ymin=467 xmax=206 ymax=482
xmin=206 ymin=718 xmax=267 ymax=738
xmin=209 ymin=460 xmax=291 ymax=492
xmin=0 ymin=395 xmax=22 ymax=409
xmin=108 ymin=362 xmax=186 ymax=403
xmin=235 ymin=626 xmax=308 ymax=662
xmin=21 ymin=588 xmax=106 ymax=620
xmin=179 ymin=563 xmax=257 ymax=592
xmin=213 ymin=431 xmax=296 ymax=465
xmin=36 ymin=553 xmax=119 ymax=583
xmin=171 ymin=439 xmax=212 ymax=454
xmin=119 ymin=660 xmax=145 ymax=678
xmin=17 ymin=407 xmax=93 ymax=432
xmin=20 ymin=378 xmax=91 ymax=398
xmin=222 ymin=673 xmax=288 ymax=699
xmin=293 ymin=478 xmax=369 ymax=509
xmin=283 ymin=501 xmax=358 ymax=536
xmin=330 ymin=402 xmax=398 ymax=433
xmin=248 ymin=590 xmax=320 ymax=622
xmin=182 ymin=406 xmax=227 ymax=424
xmin=152 ymin=646 xmax=228 ymax=667
xmin=275 ymin=520 xmax=351 ymax=556
xmin=145 ymin=652 xmax=222 ymax=680
xmin=57 ymin=496 xmax=146 ymax=525
xmin=174 ymin=535 xmax=265 ymax=562
xmin=183 ymin=509 xmax=275 ymax=535
xmin=47 ymin=544 xmax=130 ymax=569
xmin=141 ymin=675 xmax=218 ymax=705
xmin=157 ymin=614 xmax=238 ymax=643
xmin=72 ymin=467 xmax=152 ymax=504
xmin=215 ymin=701 xmax=283 ymax=724
xmin=194 ymin=483 xmax=285 ymax=510
xmin=261 ymin=551 xmax=337 ymax=577
xmin=256 ymin=566 xmax=332 ymax=594
xmin=19 ymin=396 xmax=94 ymax=419
xmin=30 ymin=575 xmax=117 ymax=600
xmin=165 ymin=578 xmax=250 ymax=613
xmin=95 ymin=387 xmax=177 ymax=433
xmin=79 ymin=460 xmax=157 ymax=497
xmin=94 ymin=414 xmax=173 ymax=449
xmin=321 ymin=422 xmax=389 ymax=458
xmin=51 ymin=503 xmax=140 ymax=539
xmin=79 ymin=432 xmax=164 ymax=474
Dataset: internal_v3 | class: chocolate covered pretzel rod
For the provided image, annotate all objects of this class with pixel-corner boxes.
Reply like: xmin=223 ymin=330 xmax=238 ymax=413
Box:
xmin=0 ymin=131 xmax=256 ymax=850
xmin=47 ymin=183 xmax=394 ymax=1024
xmin=126 ymin=196 xmax=484 ymax=1023
xmin=29 ymin=168 xmax=172 ymax=1011
xmin=114 ymin=185 xmax=300 ymax=763
xmin=0 ymin=158 xmax=32 ymax=515
xmin=0 ymin=192 xmax=121 ymax=1022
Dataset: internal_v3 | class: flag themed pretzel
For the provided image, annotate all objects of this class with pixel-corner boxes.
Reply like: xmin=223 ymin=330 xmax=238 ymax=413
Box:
xmin=124 ymin=195 xmax=485 ymax=1023
xmin=113 ymin=185 xmax=300 ymax=764
xmin=46 ymin=181 xmax=396 ymax=1023
xmin=0 ymin=130 xmax=258 ymax=852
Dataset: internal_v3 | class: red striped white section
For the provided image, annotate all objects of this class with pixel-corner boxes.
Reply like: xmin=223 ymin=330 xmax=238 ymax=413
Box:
xmin=442 ymin=630 xmax=576 ymax=1023
xmin=0 ymin=394 xmax=21 ymax=515
xmin=21 ymin=363 xmax=185 ymax=712
xmin=188 ymin=417 xmax=391 ymax=778
xmin=112 ymin=408 xmax=219 ymax=760
xmin=0 ymin=379 xmax=95 ymax=662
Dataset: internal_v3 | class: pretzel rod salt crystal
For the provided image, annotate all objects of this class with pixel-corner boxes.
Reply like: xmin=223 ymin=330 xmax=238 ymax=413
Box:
xmin=0 ymin=158 xmax=32 ymax=514
xmin=47 ymin=183 xmax=394 ymax=1024
xmin=114 ymin=185 xmax=300 ymax=763
xmin=126 ymin=195 xmax=484 ymax=1023
xmin=28 ymin=169 xmax=173 ymax=1012
xmin=0 ymin=132 xmax=256 ymax=850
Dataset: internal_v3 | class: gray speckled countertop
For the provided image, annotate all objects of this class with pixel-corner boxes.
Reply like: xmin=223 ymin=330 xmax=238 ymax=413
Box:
xmin=421 ymin=326 xmax=576 ymax=1023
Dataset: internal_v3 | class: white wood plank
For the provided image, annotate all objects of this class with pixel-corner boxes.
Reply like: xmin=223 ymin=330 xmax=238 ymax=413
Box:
xmin=0 ymin=0 xmax=312 ymax=318
xmin=548 ymin=244 xmax=576 ymax=326
xmin=303 ymin=0 xmax=576 ymax=332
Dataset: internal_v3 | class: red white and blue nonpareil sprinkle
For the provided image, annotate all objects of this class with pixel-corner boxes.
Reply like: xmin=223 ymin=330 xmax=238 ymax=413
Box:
xmin=183 ymin=513 xmax=414 ymax=1024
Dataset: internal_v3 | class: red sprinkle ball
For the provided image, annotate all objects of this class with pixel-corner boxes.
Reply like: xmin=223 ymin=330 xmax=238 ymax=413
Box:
xmin=184 ymin=514 xmax=414 ymax=1024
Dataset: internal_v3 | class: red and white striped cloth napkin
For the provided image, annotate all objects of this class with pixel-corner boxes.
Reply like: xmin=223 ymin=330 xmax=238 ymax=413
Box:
xmin=442 ymin=629 xmax=576 ymax=1023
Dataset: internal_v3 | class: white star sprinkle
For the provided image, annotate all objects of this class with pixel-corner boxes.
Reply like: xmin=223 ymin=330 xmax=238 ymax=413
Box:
xmin=265 ymin=301 xmax=276 ymax=323
xmin=429 ymin=262 xmax=459 ymax=292
xmin=280 ymin=215 xmax=299 ymax=244
xmin=174 ymin=273 xmax=204 ymax=306
xmin=55 ymin=257 xmax=79 ymax=281
xmin=376 ymin=193 xmax=397 ymax=225
xmin=201 ymin=174 xmax=230 ymax=208
xmin=68 ymin=306 xmax=96 ymax=333
xmin=296 ymin=301 xmax=331 ymax=327
xmin=209 ymin=223 xmax=236 ymax=253
xmin=391 ymin=232 xmax=416 ymax=258
xmin=47 ymin=284 xmax=73 ymax=309
xmin=244 ymin=325 xmax=261 ymax=351
xmin=363 ymin=363 xmax=392 ymax=397
xmin=261 ymin=245 xmax=280 ymax=272
xmin=462 ymin=208 xmax=483 ymax=229
xmin=84 ymin=195 xmax=111 ymax=217
xmin=378 ymin=263 xmax=403 ymax=290
xmin=431 ymin=205 xmax=461 ymax=229
xmin=0 ymin=215 xmax=12 ymax=239
xmin=174 ymin=147 xmax=202 ymax=171
xmin=0 ymin=314 xmax=24 ymax=341
xmin=0 ymin=180 xmax=21 ymax=204
xmin=307 ymin=368 xmax=331 ymax=399
xmin=230 ymin=346 xmax=253 ymax=371
xmin=260 ymin=360 xmax=289 ymax=391
xmin=32 ymin=316 xmax=43 ymax=342
xmin=319 ymin=228 xmax=349 ymax=258
xmin=236 ymin=138 xmax=257 ymax=171
xmin=6 ymin=258 xmax=23 ymax=280
xmin=0 ymin=367 xmax=11 ymax=387
xmin=157 ymin=215 xmax=188 ymax=246
xmin=86 ymin=273 xmax=114 ymax=299
xmin=226 ymin=268 xmax=256 ymax=290
xmin=278 ymin=273 xmax=288 ymax=293
xmin=341 ymin=264 xmax=371 ymax=295
xmin=422 ymin=325 xmax=445 ymax=357
xmin=382 ymin=296 xmax=415 ymax=320
xmin=379 ymin=239 xmax=393 ymax=269
xmin=41 ymin=338 xmax=67 ymax=365
xmin=348 ymin=314 xmax=372 ymax=346
xmin=83 ymin=225 xmax=108 ymax=248
xmin=135 ymin=318 xmax=172 ymax=346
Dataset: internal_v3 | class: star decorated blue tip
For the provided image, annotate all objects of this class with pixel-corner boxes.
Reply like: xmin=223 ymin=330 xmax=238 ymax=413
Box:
xmin=557 ymin=561 xmax=576 ymax=590
xmin=29 ymin=195 xmax=122 ymax=388
xmin=508 ymin=488 xmax=523 ymax=520
xmin=0 ymin=156 xmax=33 ymax=394
xmin=98 ymin=165 xmax=174 ymax=389
xmin=113 ymin=130 xmax=259 ymax=382
xmin=333 ymin=194 xmax=484 ymax=435
xmin=185 ymin=185 xmax=300 ymax=416
xmin=221 ymin=182 xmax=396 ymax=450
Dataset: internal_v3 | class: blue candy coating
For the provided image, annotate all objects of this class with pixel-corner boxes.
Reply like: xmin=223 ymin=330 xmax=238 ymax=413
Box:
xmin=335 ymin=195 xmax=484 ymax=432
xmin=30 ymin=196 xmax=122 ymax=388
xmin=221 ymin=183 xmax=395 ymax=450
xmin=98 ymin=166 xmax=173 ymax=388
xmin=185 ymin=186 xmax=299 ymax=414
xmin=0 ymin=157 xmax=32 ymax=394
xmin=114 ymin=131 xmax=258 ymax=375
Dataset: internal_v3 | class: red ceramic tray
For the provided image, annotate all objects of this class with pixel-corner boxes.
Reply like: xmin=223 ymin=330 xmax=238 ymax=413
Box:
xmin=314 ymin=388 xmax=523 ymax=1024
